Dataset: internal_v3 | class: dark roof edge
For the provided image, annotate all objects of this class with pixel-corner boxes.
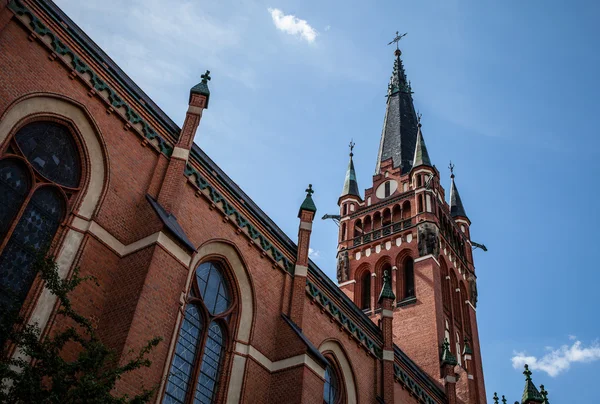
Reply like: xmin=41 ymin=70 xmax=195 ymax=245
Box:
xmin=35 ymin=0 xmax=181 ymax=139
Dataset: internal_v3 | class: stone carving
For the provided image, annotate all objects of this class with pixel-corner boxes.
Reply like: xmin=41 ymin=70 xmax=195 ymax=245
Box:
xmin=417 ymin=223 xmax=439 ymax=257
xmin=337 ymin=250 xmax=349 ymax=282
xmin=468 ymin=275 xmax=478 ymax=308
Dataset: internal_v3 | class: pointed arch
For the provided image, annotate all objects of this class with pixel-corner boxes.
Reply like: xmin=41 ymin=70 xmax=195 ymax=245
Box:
xmin=394 ymin=248 xmax=414 ymax=300
xmin=355 ymin=263 xmax=371 ymax=310
xmin=0 ymin=93 xmax=109 ymax=336
xmin=374 ymin=255 xmax=392 ymax=307
xmin=319 ymin=339 xmax=358 ymax=404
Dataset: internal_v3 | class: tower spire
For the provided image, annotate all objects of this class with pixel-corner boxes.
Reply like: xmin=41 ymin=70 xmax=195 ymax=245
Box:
xmin=449 ymin=162 xmax=468 ymax=219
xmin=340 ymin=141 xmax=360 ymax=199
xmin=375 ymin=33 xmax=419 ymax=175
xmin=412 ymin=113 xmax=431 ymax=168
xmin=521 ymin=364 xmax=544 ymax=403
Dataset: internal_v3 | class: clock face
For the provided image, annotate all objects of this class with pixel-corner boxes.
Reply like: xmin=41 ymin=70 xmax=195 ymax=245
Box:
xmin=376 ymin=180 xmax=398 ymax=199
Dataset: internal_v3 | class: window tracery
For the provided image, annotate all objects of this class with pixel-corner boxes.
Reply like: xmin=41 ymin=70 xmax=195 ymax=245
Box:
xmin=164 ymin=261 xmax=235 ymax=404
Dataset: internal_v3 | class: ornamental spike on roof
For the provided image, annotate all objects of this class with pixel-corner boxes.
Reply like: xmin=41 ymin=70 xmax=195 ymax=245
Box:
xmin=412 ymin=116 xmax=431 ymax=168
xmin=340 ymin=141 xmax=361 ymax=199
xmin=449 ymin=164 xmax=468 ymax=219
xmin=375 ymin=48 xmax=419 ymax=175
xmin=378 ymin=270 xmax=396 ymax=302
xmin=190 ymin=70 xmax=211 ymax=106
xmin=521 ymin=365 xmax=545 ymax=403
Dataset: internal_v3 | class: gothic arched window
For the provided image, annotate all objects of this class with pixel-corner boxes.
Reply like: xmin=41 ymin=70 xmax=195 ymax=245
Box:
xmin=360 ymin=270 xmax=371 ymax=310
xmin=403 ymin=257 xmax=415 ymax=299
xmin=323 ymin=361 xmax=340 ymax=404
xmin=164 ymin=261 xmax=236 ymax=404
xmin=0 ymin=121 xmax=81 ymax=330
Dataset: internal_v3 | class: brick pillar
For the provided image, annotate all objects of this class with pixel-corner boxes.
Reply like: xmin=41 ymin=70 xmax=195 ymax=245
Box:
xmin=157 ymin=73 xmax=210 ymax=214
xmin=289 ymin=185 xmax=316 ymax=328
xmin=441 ymin=339 xmax=459 ymax=404
xmin=378 ymin=270 xmax=395 ymax=404
xmin=463 ymin=339 xmax=479 ymax=404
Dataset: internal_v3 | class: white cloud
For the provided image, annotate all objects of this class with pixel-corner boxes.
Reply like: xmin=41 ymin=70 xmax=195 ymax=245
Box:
xmin=268 ymin=8 xmax=318 ymax=43
xmin=308 ymin=248 xmax=320 ymax=259
xmin=569 ymin=334 xmax=577 ymax=341
xmin=512 ymin=339 xmax=600 ymax=377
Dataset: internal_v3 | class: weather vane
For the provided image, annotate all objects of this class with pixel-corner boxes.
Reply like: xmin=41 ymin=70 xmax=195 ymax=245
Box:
xmin=448 ymin=161 xmax=455 ymax=178
xmin=388 ymin=31 xmax=407 ymax=50
xmin=349 ymin=139 xmax=355 ymax=156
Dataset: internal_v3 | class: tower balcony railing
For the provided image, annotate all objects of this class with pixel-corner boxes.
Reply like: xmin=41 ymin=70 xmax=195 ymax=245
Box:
xmin=352 ymin=216 xmax=414 ymax=247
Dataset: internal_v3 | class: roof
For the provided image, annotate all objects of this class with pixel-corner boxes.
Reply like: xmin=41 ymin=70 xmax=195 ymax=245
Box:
xmin=450 ymin=176 xmax=468 ymax=218
xmin=340 ymin=153 xmax=360 ymax=199
xmin=412 ymin=123 xmax=431 ymax=168
xmin=375 ymin=51 xmax=419 ymax=175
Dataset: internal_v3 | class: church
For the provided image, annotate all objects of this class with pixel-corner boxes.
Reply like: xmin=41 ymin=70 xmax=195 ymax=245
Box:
xmin=0 ymin=1 xmax=552 ymax=403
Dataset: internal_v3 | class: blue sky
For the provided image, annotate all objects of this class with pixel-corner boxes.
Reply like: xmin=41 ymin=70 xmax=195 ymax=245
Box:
xmin=55 ymin=0 xmax=600 ymax=401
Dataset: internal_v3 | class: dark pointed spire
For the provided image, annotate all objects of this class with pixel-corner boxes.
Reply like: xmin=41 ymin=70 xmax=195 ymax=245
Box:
xmin=375 ymin=42 xmax=419 ymax=175
xmin=449 ymin=162 xmax=468 ymax=219
xmin=412 ymin=114 xmax=431 ymax=168
xmin=378 ymin=270 xmax=395 ymax=302
xmin=190 ymin=70 xmax=211 ymax=106
xmin=340 ymin=141 xmax=361 ymax=199
xmin=521 ymin=364 xmax=544 ymax=403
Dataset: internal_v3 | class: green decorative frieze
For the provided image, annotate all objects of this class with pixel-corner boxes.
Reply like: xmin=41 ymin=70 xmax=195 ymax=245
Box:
xmin=184 ymin=164 xmax=293 ymax=273
xmin=394 ymin=364 xmax=437 ymax=404
xmin=9 ymin=0 xmax=173 ymax=156
xmin=306 ymin=280 xmax=382 ymax=357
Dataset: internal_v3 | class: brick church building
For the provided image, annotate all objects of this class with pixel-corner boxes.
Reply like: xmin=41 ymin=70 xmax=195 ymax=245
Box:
xmin=0 ymin=1 xmax=552 ymax=403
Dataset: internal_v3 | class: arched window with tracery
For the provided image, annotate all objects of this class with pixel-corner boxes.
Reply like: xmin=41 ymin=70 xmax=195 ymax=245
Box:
xmin=0 ymin=121 xmax=82 ymax=330
xmin=163 ymin=261 xmax=236 ymax=404
xmin=323 ymin=361 xmax=340 ymax=404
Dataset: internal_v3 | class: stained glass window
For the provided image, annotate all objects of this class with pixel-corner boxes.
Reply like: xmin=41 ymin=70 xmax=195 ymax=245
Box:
xmin=164 ymin=306 xmax=204 ymax=404
xmin=0 ymin=121 xmax=81 ymax=344
xmin=0 ymin=187 xmax=64 ymax=327
xmin=15 ymin=122 xmax=81 ymax=188
xmin=0 ymin=159 xmax=30 ymax=240
xmin=323 ymin=363 xmax=339 ymax=404
xmin=163 ymin=262 xmax=233 ymax=404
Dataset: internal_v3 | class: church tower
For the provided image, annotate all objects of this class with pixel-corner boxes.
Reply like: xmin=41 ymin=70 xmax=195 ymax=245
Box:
xmin=336 ymin=42 xmax=487 ymax=403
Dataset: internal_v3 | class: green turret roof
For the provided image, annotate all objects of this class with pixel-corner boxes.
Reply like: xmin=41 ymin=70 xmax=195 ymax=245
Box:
xmin=190 ymin=70 xmax=211 ymax=106
xmin=341 ymin=143 xmax=361 ymax=199
xmin=298 ymin=184 xmax=317 ymax=217
xmin=378 ymin=270 xmax=396 ymax=302
xmin=521 ymin=365 xmax=544 ymax=403
xmin=441 ymin=339 xmax=457 ymax=366
xmin=412 ymin=120 xmax=431 ymax=168
xmin=463 ymin=338 xmax=473 ymax=355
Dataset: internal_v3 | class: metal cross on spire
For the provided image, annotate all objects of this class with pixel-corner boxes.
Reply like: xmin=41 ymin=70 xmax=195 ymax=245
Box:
xmin=449 ymin=161 xmax=455 ymax=178
xmin=349 ymin=139 xmax=355 ymax=156
xmin=388 ymin=31 xmax=407 ymax=50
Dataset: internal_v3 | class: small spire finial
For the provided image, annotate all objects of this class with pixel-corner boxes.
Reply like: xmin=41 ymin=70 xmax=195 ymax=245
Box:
xmin=449 ymin=161 xmax=455 ymax=179
xmin=201 ymin=70 xmax=211 ymax=84
xmin=523 ymin=364 xmax=532 ymax=380
xmin=502 ymin=395 xmax=507 ymax=404
xmin=417 ymin=111 xmax=422 ymax=127
xmin=349 ymin=140 xmax=355 ymax=157
xmin=493 ymin=392 xmax=499 ymax=404
xmin=305 ymin=184 xmax=314 ymax=197
xmin=540 ymin=385 xmax=549 ymax=403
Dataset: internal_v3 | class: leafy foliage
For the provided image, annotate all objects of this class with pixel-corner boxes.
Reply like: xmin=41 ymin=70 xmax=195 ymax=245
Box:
xmin=0 ymin=255 xmax=162 ymax=403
